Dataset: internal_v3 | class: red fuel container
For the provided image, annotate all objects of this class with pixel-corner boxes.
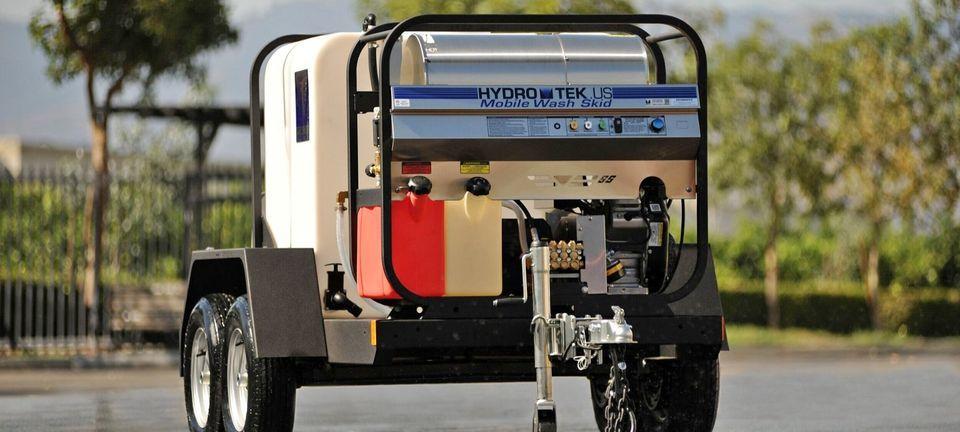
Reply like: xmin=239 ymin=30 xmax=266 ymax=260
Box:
xmin=357 ymin=193 xmax=445 ymax=299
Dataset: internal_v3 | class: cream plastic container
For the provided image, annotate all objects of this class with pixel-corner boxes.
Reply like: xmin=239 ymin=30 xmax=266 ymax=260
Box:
xmin=443 ymin=193 xmax=503 ymax=296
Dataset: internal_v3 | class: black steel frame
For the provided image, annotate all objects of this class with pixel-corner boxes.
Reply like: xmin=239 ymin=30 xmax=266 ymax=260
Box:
xmin=343 ymin=14 xmax=709 ymax=311
xmin=241 ymin=15 xmax=714 ymax=318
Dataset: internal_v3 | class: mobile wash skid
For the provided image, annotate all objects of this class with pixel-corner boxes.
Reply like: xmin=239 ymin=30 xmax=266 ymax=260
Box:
xmin=180 ymin=14 xmax=725 ymax=432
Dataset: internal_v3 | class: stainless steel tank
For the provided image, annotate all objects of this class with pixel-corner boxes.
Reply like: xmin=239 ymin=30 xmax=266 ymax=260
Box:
xmin=391 ymin=32 xmax=652 ymax=85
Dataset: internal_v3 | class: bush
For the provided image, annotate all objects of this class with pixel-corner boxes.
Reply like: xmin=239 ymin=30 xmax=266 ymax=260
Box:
xmin=877 ymin=289 xmax=960 ymax=337
xmin=720 ymin=283 xmax=960 ymax=336
xmin=721 ymin=290 xmax=871 ymax=333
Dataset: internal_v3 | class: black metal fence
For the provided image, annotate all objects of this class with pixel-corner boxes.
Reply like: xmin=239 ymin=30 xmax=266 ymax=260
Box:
xmin=0 ymin=165 xmax=250 ymax=354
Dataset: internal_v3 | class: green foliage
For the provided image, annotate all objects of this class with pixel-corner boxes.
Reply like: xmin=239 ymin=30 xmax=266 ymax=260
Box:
xmin=720 ymin=284 xmax=960 ymax=336
xmin=710 ymin=0 xmax=960 ymax=319
xmin=932 ymin=220 xmax=960 ymax=287
xmin=0 ymin=173 xmax=85 ymax=287
xmin=0 ymin=126 xmax=251 ymax=287
xmin=710 ymin=22 xmax=833 ymax=218
xmin=880 ymin=230 xmax=943 ymax=288
xmin=716 ymin=224 xmax=960 ymax=289
xmin=29 ymin=0 xmax=237 ymax=89
xmin=831 ymin=20 xmax=921 ymax=239
xmin=911 ymin=0 xmax=960 ymax=213
xmin=359 ymin=0 xmax=634 ymax=20
xmin=714 ymin=225 xmax=844 ymax=283
xmin=713 ymin=223 xmax=764 ymax=280
xmin=203 ymin=200 xmax=252 ymax=251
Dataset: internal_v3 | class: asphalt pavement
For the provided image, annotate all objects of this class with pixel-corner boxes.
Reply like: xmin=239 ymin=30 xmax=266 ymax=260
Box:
xmin=0 ymin=351 xmax=958 ymax=431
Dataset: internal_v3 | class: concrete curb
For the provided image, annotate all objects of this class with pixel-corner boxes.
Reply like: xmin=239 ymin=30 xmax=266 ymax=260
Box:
xmin=0 ymin=350 xmax=178 ymax=370
xmin=723 ymin=345 xmax=960 ymax=359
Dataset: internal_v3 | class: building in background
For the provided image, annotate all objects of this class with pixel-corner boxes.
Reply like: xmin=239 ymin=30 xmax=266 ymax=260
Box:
xmin=0 ymin=135 xmax=87 ymax=178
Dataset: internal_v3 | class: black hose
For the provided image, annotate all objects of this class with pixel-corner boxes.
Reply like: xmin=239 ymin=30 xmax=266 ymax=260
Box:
xmin=666 ymin=199 xmax=686 ymax=288
xmin=367 ymin=44 xmax=379 ymax=92
xmin=363 ymin=14 xmax=380 ymax=92
xmin=514 ymin=199 xmax=533 ymax=220
xmin=513 ymin=200 xmax=540 ymax=244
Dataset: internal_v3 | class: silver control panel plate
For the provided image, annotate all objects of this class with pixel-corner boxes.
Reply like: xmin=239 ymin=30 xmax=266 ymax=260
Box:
xmin=393 ymin=113 xmax=698 ymax=140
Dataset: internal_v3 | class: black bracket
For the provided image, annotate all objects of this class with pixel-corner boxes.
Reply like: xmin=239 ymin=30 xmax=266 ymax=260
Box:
xmin=354 ymin=91 xmax=379 ymax=113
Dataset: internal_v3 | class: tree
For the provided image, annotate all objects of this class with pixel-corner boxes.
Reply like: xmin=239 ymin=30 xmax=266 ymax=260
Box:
xmin=833 ymin=20 xmax=921 ymax=328
xmin=360 ymin=0 xmax=635 ymax=19
xmin=911 ymin=0 xmax=960 ymax=219
xmin=710 ymin=22 xmax=835 ymax=327
xmin=910 ymin=1 xmax=960 ymax=289
xmin=29 ymin=0 xmax=237 ymax=336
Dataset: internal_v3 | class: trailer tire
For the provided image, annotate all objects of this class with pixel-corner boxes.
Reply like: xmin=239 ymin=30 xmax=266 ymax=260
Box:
xmin=590 ymin=357 xmax=719 ymax=432
xmin=184 ymin=293 xmax=234 ymax=432
xmin=221 ymin=296 xmax=297 ymax=432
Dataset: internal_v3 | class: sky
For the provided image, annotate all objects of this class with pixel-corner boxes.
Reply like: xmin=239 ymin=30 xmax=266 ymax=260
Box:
xmin=0 ymin=0 xmax=912 ymax=162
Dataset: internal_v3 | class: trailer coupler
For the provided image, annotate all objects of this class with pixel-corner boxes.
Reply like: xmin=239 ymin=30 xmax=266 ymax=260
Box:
xmin=496 ymin=242 xmax=637 ymax=432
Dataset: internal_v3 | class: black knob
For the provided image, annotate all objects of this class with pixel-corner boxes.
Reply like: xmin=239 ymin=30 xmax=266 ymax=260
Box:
xmin=407 ymin=176 xmax=432 ymax=195
xmin=465 ymin=177 xmax=491 ymax=196
xmin=362 ymin=13 xmax=377 ymax=31
xmin=364 ymin=163 xmax=378 ymax=178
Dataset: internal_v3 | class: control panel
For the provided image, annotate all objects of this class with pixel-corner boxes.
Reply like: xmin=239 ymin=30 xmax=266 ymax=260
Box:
xmin=386 ymin=82 xmax=702 ymax=170
xmin=488 ymin=115 xmax=668 ymax=138
xmin=392 ymin=113 xmax=698 ymax=142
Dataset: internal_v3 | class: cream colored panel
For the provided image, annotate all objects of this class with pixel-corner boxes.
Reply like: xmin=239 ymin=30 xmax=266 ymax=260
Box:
xmin=391 ymin=160 xmax=696 ymax=201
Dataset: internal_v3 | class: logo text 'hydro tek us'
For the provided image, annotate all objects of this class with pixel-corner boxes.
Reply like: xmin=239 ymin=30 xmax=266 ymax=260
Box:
xmin=478 ymin=87 xmax=613 ymax=108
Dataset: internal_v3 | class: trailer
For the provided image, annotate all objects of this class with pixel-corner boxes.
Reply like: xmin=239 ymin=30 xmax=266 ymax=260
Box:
xmin=180 ymin=14 xmax=725 ymax=432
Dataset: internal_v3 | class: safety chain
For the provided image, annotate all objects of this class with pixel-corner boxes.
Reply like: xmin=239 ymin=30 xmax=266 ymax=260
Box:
xmin=602 ymin=347 xmax=636 ymax=432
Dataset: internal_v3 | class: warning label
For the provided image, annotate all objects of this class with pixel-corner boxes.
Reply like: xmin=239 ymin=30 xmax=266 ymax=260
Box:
xmin=487 ymin=117 xmax=529 ymax=137
xmin=460 ymin=161 xmax=491 ymax=174
xmin=401 ymin=161 xmax=431 ymax=175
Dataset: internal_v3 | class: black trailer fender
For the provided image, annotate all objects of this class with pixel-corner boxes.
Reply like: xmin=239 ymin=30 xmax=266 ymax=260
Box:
xmin=180 ymin=248 xmax=327 ymax=374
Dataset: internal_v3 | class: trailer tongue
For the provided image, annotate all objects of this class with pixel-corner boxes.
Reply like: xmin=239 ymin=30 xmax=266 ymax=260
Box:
xmin=180 ymin=14 xmax=723 ymax=432
xmin=520 ymin=240 xmax=640 ymax=431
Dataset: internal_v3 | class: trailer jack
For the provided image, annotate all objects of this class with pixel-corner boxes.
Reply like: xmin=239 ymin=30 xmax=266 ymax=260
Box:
xmin=499 ymin=242 xmax=638 ymax=431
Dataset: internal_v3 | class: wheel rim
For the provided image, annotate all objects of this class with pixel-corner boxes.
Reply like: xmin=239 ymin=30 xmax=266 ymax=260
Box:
xmin=190 ymin=328 xmax=211 ymax=427
xmin=227 ymin=328 xmax=249 ymax=430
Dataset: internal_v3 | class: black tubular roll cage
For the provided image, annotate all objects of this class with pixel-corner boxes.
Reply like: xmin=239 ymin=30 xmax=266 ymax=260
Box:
xmin=250 ymin=14 xmax=709 ymax=309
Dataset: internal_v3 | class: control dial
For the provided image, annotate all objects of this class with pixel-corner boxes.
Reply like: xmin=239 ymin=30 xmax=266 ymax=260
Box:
xmin=649 ymin=117 xmax=666 ymax=133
